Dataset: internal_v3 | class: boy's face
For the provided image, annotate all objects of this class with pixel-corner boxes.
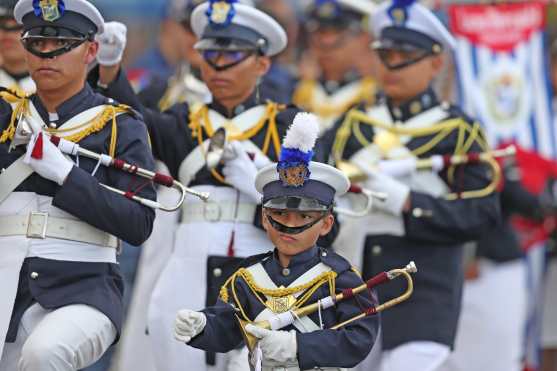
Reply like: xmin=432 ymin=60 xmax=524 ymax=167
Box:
xmin=262 ymin=208 xmax=334 ymax=257
xmin=375 ymin=49 xmax=444 ymax=102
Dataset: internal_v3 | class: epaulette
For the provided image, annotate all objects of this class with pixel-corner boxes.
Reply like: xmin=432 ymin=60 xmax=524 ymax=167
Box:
xmin=319 ymin=247 xmax=351 ymax=273
xmin=106 ymin=98 xmax=142 ymax=120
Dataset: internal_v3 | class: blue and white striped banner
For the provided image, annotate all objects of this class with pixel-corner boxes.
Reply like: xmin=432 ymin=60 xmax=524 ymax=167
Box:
xmin=450 ymin=2 xmax=555 ymax=159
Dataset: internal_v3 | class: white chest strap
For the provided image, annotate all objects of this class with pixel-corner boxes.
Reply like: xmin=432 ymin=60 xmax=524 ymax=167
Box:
xmin=248 ymin=262 xmax=332 ymax=333
xmin=0 ymin=102 xmax=124 ymax=205
xmin=178 ymin=105 xmax=272 ymax=186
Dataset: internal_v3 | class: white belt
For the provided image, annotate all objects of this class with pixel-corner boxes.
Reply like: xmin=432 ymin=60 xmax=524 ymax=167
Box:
xmin=261 ymin=366 xmax=341 ymax=371
xmin=181 ymin=202 xmax=257 ymax=224
xmin=0 ymin=212 xmax=119 ymax=248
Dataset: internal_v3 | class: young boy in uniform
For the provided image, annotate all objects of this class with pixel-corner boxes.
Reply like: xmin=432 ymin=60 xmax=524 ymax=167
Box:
xmin=173 ymin=113 xmax=380 ymax=370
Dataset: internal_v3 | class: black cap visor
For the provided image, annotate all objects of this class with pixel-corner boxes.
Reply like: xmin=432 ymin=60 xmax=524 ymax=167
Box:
xmin=199 ymin=23 xmax=268 ymax=54
xmin=373 ymin=40 xmax=433 ymax=70
xmin=263 ymin=196 xmax=330 ymax=212
xmin=21 ymin=27 xmax=88 ymax=59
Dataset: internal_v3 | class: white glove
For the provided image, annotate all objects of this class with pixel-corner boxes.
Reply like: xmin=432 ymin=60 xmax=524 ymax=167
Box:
xmin=365 ymin=170 xmax=410 ymax=216
xmin=24 ymin=132 xmax=74 ymax=186
xmin=96 ymin=21 xmax=127 ymax=66
xmin=245 ymin=324 xmax=298 ymax=364
xmin=222 ymin=141 xmax=261 ymax=203
xmin=174 ymin=309 xmax=207 ymax=343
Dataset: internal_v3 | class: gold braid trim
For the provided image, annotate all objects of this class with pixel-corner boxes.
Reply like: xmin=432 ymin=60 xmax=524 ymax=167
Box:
xmin=219 ymin=267 xmax=337 ymax=322
xmin=188 ymin=102 xmax=283 ymax=184
xmin=292 ymin=77 xmax=377 ymax=118
xmin=332 ymin=108 xmax=489 ymax=165
xmin=0 ymin=94 xmax=130 ymax=158
xmin=0 ymin=91 xmax=29 ymax=144
xmin=46 ymin=105 xmax=130 ymax=157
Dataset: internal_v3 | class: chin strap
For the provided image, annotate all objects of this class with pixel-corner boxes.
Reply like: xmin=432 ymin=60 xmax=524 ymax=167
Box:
xmin=381 ymin=52 xmax=434 ymax=71
xmin=266 ymin=212 xmax=329 ymax=235
xmin=206 ymin=55 xmax=251 ymax=71
xmin=23 ymin=34 xmax=92 ymax=59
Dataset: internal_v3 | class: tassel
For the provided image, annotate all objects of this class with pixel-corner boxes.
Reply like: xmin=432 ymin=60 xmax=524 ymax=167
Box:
xmin=227 ymin=230 xmax=235 ymax=257
xmin=31 ymin=132 xmax=43 ymax=159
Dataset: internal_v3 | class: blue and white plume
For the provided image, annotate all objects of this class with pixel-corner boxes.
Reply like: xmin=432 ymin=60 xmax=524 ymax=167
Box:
xmin=277 ymin=112 xmax=320 ymax=187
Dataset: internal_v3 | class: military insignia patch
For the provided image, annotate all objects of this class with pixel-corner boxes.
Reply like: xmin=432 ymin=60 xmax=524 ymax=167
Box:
xmin=33 ymin=0 xmax=65 ymax=22
xmin=279 ymin=164 xmax=310 ymax=188
xmin=317 ymin=1 xmax=338 ymax=19
xmin=266 ymin=294 xmax=296 ymax=313
xmin=390 ymin=8 xmax=407 ymax=25
xmin=207 ymin=0 xmax=236 ymax=27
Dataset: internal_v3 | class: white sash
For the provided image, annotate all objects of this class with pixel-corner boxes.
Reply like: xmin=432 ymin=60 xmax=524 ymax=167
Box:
xmin=177 ymin=105 xmax=272 ymax=186
xmin=249 ymin=262 xmax=332 ymax=333
xmin=26 ymin=101 xmax=115 ymax=136
xmin=0 ymin=69 xmax=36 ymax=95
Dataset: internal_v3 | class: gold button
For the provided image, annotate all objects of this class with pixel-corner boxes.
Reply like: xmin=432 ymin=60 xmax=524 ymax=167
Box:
xmin=213 ymin=268 xmax=222 ymax=278
xmin=30 ymin=272 xmax=39 ymax=280
xmin=372 ymin=245 xmax=382 ymax=256
xmin=282 ymin=268 xmax=290 ymax=276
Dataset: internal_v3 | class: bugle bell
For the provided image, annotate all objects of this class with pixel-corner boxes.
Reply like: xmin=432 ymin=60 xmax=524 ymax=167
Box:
xmin=206 ymin=127 xmax=227 ymax=170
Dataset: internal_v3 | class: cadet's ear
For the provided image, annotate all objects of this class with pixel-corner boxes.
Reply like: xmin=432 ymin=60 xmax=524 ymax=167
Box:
xmin=431 ymin=54 xmax=444 ymax=75
xmin=261 ymin=209 xmax=269 ymax=231
xmin=255 ymin=55 xmax=271 ymax=78
xmin=85 ymin=40 xmax=99 ymax=65
xmin=319 ymin=213 xmax=334 ymax=236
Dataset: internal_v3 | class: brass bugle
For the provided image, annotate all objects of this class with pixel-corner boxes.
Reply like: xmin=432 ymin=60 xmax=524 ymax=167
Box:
xmin=338 ymin=145 xmax=516 ymax=200
xmin=50 ymin=135 xmax=210 ymax=211
xmin=238 ymin=261 xmax=417 ymax=351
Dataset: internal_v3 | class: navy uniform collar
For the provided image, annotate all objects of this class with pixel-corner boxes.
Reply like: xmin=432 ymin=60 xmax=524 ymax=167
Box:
xmin=264 ymin=245 xmax=321 ymax=287
xmin=208 ymin=90 xmax=259 ymax=119
xmin=31 ymin=84 xmax=98 ymax=126
xmin=386 ymin=87 xmax=438 ymax=122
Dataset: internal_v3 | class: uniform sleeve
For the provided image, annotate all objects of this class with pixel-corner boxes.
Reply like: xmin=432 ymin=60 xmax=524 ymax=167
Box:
xmin=296 ymin=270 xmax=380 ymax=369
xmin=188 ymin=282 xmax=248 ymax=353
xmin=52 ymin=116 xmax=156 ymax=246
xmin=403 ymin=132 xmax=501 ymax=245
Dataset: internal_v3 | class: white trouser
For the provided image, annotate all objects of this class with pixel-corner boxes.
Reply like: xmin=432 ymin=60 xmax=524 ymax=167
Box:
xmin=147 ymin=186 xmax=272 ymax=371
xmin=0 ymin=303 xmax=116 ymax=371
xmin=439 ymin=259 xmax=527 ymax=371
xmin=542 ymin=258 xmax=557 ymax=348
xmin=380 ymin=342 xmax=450 ymax=371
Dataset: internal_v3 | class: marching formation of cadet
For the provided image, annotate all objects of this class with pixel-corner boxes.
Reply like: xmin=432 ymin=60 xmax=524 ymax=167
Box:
xmin=0 ymin=0 xmax=553 ymax=371
xmin=0 ymin=1 xmax=156 ymax=371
